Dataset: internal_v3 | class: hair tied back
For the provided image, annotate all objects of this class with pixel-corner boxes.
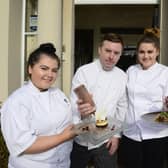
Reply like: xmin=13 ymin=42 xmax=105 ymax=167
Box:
xmin=144 ymin=28 xmax=160 ymax=38
xmin=39 ymin=43 xmax=56 ymax=54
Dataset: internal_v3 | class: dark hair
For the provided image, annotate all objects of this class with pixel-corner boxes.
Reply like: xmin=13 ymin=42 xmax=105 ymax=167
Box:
xmin=137 ymin=32 xmax=160 ymax=51
xmin=99 ymin=33 xmax=124 ymax=50
xmin=27 ymin=43 xmax=60 ymax=75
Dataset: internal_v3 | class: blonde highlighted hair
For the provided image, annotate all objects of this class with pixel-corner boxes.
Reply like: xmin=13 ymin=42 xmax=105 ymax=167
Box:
xmin=144 ymin=27 xmax=160 ymax=38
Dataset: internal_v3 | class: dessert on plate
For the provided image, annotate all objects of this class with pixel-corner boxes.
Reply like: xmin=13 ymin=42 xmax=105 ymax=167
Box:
xmin=95 ymin=108 xmax=108 ymax=127
xmin=96 ymin=118 xmax=108 ymax=127
xmin=155 ymin=111 xmax=168 ymax=122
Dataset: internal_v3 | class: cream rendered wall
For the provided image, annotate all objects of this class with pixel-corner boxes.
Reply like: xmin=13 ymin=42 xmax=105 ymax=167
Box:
xmin=8 ymin=0 xmax=22 ymax=94
xmin=38 ymin=0 xmax=62 ymax=88
xmin=62 ymin=0 xmax=74 ymax=96
xmin=0 ymin=0 xmax=9 ymax=102
xmin=0 ymin=0 xmax=22 ymax=102
xmin=160 ymin=0 xmax=168 ymax=65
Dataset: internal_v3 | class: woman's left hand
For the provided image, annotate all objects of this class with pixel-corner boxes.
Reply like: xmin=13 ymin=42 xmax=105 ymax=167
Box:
xmin=61 ymin=124 xmax=77 ymax=140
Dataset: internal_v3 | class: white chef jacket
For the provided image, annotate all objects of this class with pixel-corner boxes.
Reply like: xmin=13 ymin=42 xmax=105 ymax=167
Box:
xmin=70 ymin=59 xmax=127 ymax=149
xmin=0 ymin=81 xmax=73 ymax=168
xmin=124 ymin=63 xmax=168 ymax=141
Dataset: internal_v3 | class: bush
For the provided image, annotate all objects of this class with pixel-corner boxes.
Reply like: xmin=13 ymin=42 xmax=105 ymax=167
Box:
xmin=0 ymin=130 xmax=8 ymax=168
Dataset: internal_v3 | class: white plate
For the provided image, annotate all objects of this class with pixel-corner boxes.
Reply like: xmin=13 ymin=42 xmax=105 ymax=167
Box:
xmin=141 ymin=111 xmax=168 ymax=124
xmin=73 ymin=116 xmax=124 ymax=145
xmin=73 ymin=122 xmax=93 ymax=135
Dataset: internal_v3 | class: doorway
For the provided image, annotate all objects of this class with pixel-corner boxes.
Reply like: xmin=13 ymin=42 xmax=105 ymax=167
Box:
xmin=74 ymin=29 xmax=94 ymax=73
xmin=75 ymin=4 xmax=159 ymax=71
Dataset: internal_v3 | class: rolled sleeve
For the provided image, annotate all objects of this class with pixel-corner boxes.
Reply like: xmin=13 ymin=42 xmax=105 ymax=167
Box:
xmin=1 ymin=98 xmax=37 ymax=156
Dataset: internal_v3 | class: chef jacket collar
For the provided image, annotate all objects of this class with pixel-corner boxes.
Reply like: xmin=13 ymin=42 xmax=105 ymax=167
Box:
xmin=96 ymin=59 xmax=115 ymax=73
xmin=138 ymin=62 xmax=158 ymax=72
xmin=26 ymin=80 xmax=57 ymax=96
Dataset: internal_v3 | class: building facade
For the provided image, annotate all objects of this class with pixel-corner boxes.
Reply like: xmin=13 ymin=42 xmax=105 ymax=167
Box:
xmin=0 ymin=0 xmax=168 ymax=103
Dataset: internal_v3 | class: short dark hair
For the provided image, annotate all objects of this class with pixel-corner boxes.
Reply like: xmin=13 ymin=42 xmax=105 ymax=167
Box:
xmin=99 ymin=33 xmax=124 ymax=50
xmin=27 ymin=43 xmax=60 ymax=76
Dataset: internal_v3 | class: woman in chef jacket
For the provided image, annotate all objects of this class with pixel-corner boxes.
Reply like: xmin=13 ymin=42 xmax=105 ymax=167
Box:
xmin=0 ymin=43 xmax=76 ymax=168
xmin=118 ymin=31 xmax=168 ymax=168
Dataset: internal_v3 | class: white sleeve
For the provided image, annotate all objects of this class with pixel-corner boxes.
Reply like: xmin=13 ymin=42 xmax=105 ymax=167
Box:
xmin=115 ymin=85 xmax=128 ymax=122
xmin=163 ymin=68 xmax=168 ymax=97
xmin=114 ymin=76 xmax=128 ymax=138
xmin=162 ymin=68 xmax=168 ymax=110
xmin=1 ymin=97 xmax=37 ymax=156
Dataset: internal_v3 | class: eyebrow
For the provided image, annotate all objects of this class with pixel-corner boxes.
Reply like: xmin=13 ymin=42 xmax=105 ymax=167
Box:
xmin=39 ymin=65 xmax=58 ymax=70
xmin=39 ymin=65 xmax=49 ymax=68
xmin=139 ymin=49 xmax=154 ymax=52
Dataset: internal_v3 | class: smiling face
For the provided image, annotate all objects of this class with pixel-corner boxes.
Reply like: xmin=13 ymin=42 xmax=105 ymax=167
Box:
xmin=98 ymin=40 xmax=122 ymax=71
xmin=137 ymin=42 xmax=159 ymax=70
xmin=28 ymin=54 xmax=59 ymax=91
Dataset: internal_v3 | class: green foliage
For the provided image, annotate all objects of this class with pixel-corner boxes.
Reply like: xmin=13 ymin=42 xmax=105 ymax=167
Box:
xmin=0 ymin=130 xmax=8 ymax=168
